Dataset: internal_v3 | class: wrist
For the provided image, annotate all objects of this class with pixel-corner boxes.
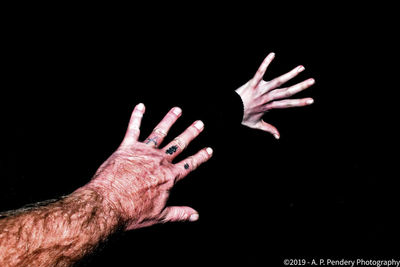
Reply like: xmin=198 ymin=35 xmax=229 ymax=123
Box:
xmin=235 ymin=82 xmax=251 ymax=123
xmin=73 ymin=185 xmax=127 ymax=229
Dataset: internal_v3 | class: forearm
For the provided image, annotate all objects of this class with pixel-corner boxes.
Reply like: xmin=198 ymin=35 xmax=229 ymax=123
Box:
xmin=0 ymin=188 xmax=123 ymax=267
xmin=0 ymin=103 xmax=213 ymax=266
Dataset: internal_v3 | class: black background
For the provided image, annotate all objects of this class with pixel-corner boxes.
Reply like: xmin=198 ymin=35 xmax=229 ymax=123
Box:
xmin=1 ymin=3 xmax=398 ymax=266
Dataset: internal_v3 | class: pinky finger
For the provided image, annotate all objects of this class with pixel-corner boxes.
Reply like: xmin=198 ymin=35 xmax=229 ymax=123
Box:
xmin=160 ymin=206 xmax=199 ymax=223
xmin=264 ymin=98 xmax=314 ymax=110
xmin=175 ymin=147 xmax=213 ymax=182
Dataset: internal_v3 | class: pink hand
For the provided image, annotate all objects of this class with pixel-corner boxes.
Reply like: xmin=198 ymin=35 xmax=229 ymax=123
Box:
xmin=235 ymin=52 xmax=315 ymax=139
xmin=85 ymin=104 xmax=213 ymax=230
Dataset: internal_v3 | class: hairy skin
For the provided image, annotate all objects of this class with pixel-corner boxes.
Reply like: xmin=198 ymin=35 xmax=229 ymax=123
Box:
xmin=0 ymin=190 xmax=121 ymax=267
xmin=0 ymin=53 xmax=316 ymax=266
xmin=0 ymin=104 xmax=212 ymax=266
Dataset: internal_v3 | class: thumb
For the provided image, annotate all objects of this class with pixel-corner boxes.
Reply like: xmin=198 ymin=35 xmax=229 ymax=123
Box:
xmin=257 ymin=120 xmax=280 ymax=139
xmin=160 ymin=206 xmax=199 ymax=223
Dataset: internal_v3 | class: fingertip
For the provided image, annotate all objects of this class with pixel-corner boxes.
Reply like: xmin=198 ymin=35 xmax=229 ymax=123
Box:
xmin=206 ymin=147 xmax=213 ymax=156
xmin=172 ymin=107 xmax=182 ymax=116
xmin=306 ymin=98 xmax=314 ymax=105
xmin=194 ymin=120 xmax=204 ymax=131
xmin=274 ymin=133 xmax=280 ymax=140
xmin=297 ymin=65 xmax=305 ymax=72
xmin=137 ymin=103 xmax=145 ymax=111
xmin=189 ymin=213 xmax=199 ymax=222
xmin=266 ymin=52 xmax=275 ymax=61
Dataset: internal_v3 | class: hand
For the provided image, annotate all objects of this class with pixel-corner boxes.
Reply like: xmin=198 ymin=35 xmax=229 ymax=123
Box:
xmin=85 ymin=103 xmax=213 ymax=230
xmin=235 ymin=52 xmax=315 ymax=139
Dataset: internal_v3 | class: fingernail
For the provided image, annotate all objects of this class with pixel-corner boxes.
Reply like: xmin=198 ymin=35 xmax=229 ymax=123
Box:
xmin=307 ymin=99 xmax=314 ymax=105
xmin=189 ymin=214 xmax=199 ymax=222
xmin=206 ymin=147 xmax=213 ymax=155
xmin=137 ymin=103 xmax=144 ymax=111
xmin=274 ymin=134 xmax=280 ymax=139
xmin=308 ymin=78 xmax=315 ymax=85
xmin=297 ymin=65 xmax=305 ymax=72
xmin=172 ymin=107 xmax=182 ymax=115
xmin=194 ymin=120 xmax=204 ymax=130
xmin=269 ymin=52 xmax=275 ymax=59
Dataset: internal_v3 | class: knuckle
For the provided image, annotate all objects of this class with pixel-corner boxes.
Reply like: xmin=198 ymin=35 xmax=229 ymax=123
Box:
xmin=300 ymin=82 xmax=308 ymax=89
xmin=166 ymin=113 xmax=178 ymax=122
xmin=188 ymin=156 xmax=198 ymax=170
xmin=200 ymin=149 xmax=210 ymax=161
xmin=264 ymin=103 xmax=272 ymax=110
xmin=270 ymin=79 xmax=280 ymax=88
xmin=285 ymin=88 xmax=295 ymax=96
xmin=284 ymin=101 xmax=292 ymax=107
xmin=133 ymin=111 xmax=143 ymax=117
xmin=173 ymin=137 xmax=186 ymax=151
xmin=189 ymin=125 xmax=200 ymax=135
xmin=153 ymin=127 xmax=167 ymax=137
xmin=172 ymin=169 xmax=184 ymax=182
xmin=284 ymin=90 xmax=292 ymax=97
xmin=130 ymin=127 xmax=140 ymax=135
xmin=262 ymin=94 xmax=273 ymax=103
xmin=177 ymin=210 xmax=189 ymax=220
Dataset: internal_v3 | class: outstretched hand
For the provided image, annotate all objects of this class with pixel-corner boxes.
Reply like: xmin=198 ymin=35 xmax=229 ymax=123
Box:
xmin=235 ymin=52 xmax=315 ymax=139
xmin=85 ymin=104 xmax=212 ymax=230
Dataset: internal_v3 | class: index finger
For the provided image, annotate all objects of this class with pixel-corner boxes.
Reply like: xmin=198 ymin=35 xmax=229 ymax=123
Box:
xmin=121 ymin=103 xmax=145 ymax=146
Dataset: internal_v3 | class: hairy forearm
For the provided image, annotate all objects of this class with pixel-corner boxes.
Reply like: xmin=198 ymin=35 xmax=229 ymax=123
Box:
xmin=0 ymin=188 xmax=123 ymax=267
xmin=0 ymin=103 xmax=212 ymax=266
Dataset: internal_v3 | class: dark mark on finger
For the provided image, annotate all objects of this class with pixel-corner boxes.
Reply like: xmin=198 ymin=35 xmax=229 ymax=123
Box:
xmin=165 ymin=145 xmax=178 ymax=155
xmin=145 ymin=137 xmax=158 ymax=146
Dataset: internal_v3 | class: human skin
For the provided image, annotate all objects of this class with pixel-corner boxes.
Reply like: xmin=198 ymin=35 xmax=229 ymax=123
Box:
xmin=0 ymin=52 xmax=315 ymax=266
xmin=0 ymin=103 xmax=212 ymax=266
xmin=236 ymin=52 xmax=315 ymax=139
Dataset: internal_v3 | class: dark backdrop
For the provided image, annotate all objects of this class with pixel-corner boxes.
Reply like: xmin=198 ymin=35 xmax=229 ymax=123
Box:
xmin=1 ymin=3 xmax=398 ymax=266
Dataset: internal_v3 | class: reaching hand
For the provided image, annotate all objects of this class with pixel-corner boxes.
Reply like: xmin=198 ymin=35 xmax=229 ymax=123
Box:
xmin=85 ymin=103 xmax=213 ymax=230
xmin=235 ymin=52 xmax=315 ymax=139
